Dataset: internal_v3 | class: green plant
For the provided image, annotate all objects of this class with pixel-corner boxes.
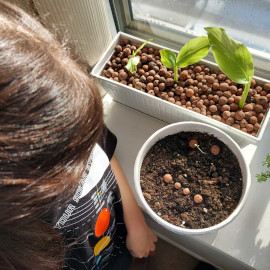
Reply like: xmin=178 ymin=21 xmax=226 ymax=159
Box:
xmin=194 ymin=144 xmax=206 ymax=154
xmin=160 ymin=36 xmax=210 ymax=83
xmin=204 ymin=27 xmax=254 ymax=109
xmin=256 ymin=154 xmax=270 ymax=182
xmin=125 ymin=38 xmax=152 ymax=73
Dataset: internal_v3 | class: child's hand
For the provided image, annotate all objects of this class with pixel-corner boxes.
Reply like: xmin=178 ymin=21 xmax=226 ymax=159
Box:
xmin=126 ymin=222 xmax=157 ymax=258
xmin=110 ymin=156 xmax=158 ymax=258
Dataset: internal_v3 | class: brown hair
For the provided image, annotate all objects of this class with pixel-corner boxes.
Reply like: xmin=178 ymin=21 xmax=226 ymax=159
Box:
xmin=0 ymin=1 xmax=103 ymax=269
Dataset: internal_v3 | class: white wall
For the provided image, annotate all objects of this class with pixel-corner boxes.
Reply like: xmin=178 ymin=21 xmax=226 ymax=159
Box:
xmin=33 ymin=0 xmax=115 ymax=67
xmin=8 ymin=0 xmax=115 ymax=68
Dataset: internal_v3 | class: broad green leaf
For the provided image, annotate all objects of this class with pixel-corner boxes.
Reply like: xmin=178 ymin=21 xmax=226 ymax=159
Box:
xmin=176 ymin=36 xmax=210 ymax=68
xmin=125 ymin=56 xmax=140 ymax=73
xmin=135 ymin=38 xmax=153 ymax=55
xmin=205 ymin=27 xmax=254 ymax=84
xmin=160 ymin=49 xmax=176 ymax=69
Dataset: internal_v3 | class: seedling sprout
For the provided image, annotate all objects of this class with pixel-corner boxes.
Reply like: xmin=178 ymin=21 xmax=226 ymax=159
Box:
xmin=160 ymin=36 xmax=210 ymax=83
xmin=125 ymin=38 xmax=152 ymax=73
xmin=194 ymin=144 xmax=206 ymax=154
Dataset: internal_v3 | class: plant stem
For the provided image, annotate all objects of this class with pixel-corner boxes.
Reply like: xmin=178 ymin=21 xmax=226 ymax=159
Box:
xmin=174 ymin=65 xmax=178 ymax=83
xmin=195 ymin=144 xmax=206 ymax=154
xmin=239 ymin=80 xmax=251 ymax=109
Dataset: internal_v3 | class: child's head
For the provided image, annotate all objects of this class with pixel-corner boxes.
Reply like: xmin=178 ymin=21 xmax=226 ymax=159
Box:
xmin=0 ymin=0 xmax=103 ymax=268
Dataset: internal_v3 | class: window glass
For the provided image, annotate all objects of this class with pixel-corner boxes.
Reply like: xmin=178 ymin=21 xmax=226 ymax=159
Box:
xmin=131 ymin=0 xmax=270 ymax=55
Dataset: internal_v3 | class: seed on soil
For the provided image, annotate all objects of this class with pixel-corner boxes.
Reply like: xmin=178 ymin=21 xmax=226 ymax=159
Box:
xmin=163 ymin=174 xmax=173 ymax=183
xmin=210 ymin=145 xmax=220 ymax=155
xmin=174 ymin=182 xmax=181 ymax=189
xmin=189 ymin=139 xmax=198 ymax=148
xmin=143 ymin=192 xmax=152 ymax=200
xmin=183 ymin=188 xmax=190 ymax=195
xmin=198 ymin=179 xmax=218 ymax=184
xmin=194 ymin=194 xmax=203 ymax=204
xmin=210 ymin=164 xmax=216 ymax=171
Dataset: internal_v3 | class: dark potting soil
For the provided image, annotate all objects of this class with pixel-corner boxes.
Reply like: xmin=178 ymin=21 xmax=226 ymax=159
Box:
xmin=140 ymin=131 xmax=243 ymax=229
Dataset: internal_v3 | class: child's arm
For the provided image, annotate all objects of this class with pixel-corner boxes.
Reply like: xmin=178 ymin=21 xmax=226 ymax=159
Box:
xmin=110 ymin=155 xmax=157 ymax=258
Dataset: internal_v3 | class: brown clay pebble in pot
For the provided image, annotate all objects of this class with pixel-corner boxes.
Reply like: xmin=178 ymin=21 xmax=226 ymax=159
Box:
xmin=257 ymin=113 xmax=264 ymax=122
xmin=148 ymin=90 xmax=155 ymax=96
xmin=232 ymin=124 xmax=240 ymax=130
xmin=174 ymin=182 xmax=181 ymax=189
xmin=118 ymin=71 xmax=128 ymax=81
xmin=186 ymin=88 xmax=194 ymax=97
xmin=194 ymin=65 xmax=202 ymax=73
xmin=180 ymin=71 xmax=188 ymax=80
xmin=189 ymin=139 xmax=198 ymax=148
xmin=234 ymin=96 xmax=242 ymax=104
xmin=219 ymin=96 xmax=228 ymax=105
xmin=168 ymin=97 xmax=175 ymax=103
xmin=210 ymin=145 xmax=220 ymax=155
xmin=221 ymin=104 xmax=230 ymax=112
xmin=235 ymin=110 xmax=245 ymax=121
xmin=115 ymin=45 xmax=122 ymax=53
xmin=222 ymin=111 xmax=230 ymax=119
xmin=243 ymin=104 xmax=254 ymax=112
xmin=240 ymin=119 xmax=248 ymax=128
xmin=213 ymin=115 xmax=221 ymax=121
xmin=249 ymin=116 xmax=257 ymax=125
xmin=230 ymin=103 xmax=239 ymax=111
xmin=246 ymin=124 xmax=254 ymax=132
xmin=183 ymin=188 xmax=190 ymax=195
xmin=135 ymin=81 xmax=142 ymax=90
xmin=254 ymin=104 xmax=263 ymax=113
xmin=194 ymin=194 xmax=203 ymax=204
xmin=163 ymin=174 xmax=173 ymax=183
xmin=159 ymin=83 xmax=166 ymax=91
xmin=253 ymin=123 xmax=261 ymax=131
xmin=257 ymin=96 xmax=268 ymax=106
xmin=165 ymin=78 xmax=174 ymax=87
xmin=209 ymin=105 xmax=217 ymax=113
xmin=228 ymin=85 xmax=237 ymax=94
xmin=219 ymin=82 xmax=229 ymax=91
xmin=146 ymin=83 xmax=154 ymax=91
xmin=263 ymin=83 xmax=270 ymax=92
xmin=223 ymin=90 xmax=232 ymax=98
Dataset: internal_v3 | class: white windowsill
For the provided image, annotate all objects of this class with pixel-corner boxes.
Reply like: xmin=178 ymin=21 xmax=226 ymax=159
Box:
xmin=103 ymin=93 xmax=270 ymax=270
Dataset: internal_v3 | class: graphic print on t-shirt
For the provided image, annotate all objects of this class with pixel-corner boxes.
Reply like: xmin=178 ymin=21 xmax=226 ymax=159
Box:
xmin=54 ymin=144 xmax=127 ymax=270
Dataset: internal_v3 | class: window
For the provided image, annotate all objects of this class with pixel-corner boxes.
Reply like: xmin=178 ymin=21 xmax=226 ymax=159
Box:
xmin=111 ymin=0 xmax=270 ymax=79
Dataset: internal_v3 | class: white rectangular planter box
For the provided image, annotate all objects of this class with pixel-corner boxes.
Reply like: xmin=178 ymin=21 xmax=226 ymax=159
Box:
xmin=92 ymin=32 xmax=270 ymax=144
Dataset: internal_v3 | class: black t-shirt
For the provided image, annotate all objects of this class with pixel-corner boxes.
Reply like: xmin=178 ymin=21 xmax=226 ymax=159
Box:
xmin=53 ymin=128 xmax=132 ymax=270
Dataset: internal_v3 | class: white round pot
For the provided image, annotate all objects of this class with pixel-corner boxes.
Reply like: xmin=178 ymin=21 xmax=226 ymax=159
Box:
xmin=134 ymin=122 xmax=251 ymax=235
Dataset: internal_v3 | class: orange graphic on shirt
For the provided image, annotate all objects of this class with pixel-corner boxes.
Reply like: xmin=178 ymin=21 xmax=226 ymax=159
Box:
xmin=95 ymin=208 xmax=110 ymax=237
